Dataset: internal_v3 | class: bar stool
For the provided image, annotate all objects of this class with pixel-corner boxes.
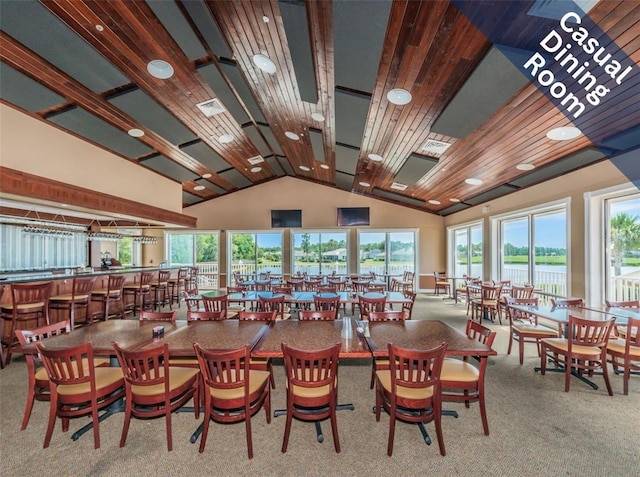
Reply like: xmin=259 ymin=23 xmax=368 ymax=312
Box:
xmin=168 ymin=268 xmax=189 ymax=307
xmin=48 ymin=276 xmax=96 ymax=329
xmin=90 ymin=274 xmax=126 ymax=321
xmin=122 ymin=271 xmax=154 ymax=317
xmin=150 ymin=270 xmax=172 ymax=311
xmin=0 ymin=281 xmax=53 ymax=365
xmin=187 ymin=266 xmax=199 ymax=291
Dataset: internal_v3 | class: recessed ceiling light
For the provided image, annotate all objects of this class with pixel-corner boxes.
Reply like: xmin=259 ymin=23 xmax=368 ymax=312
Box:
xmin=465 ymin=178 xmax=483 ymax=186
xmin=428 ymin=200 xmax=441 ymax=205
xmin=262 ymin=16 xmax=270 ymax=23
xmin=95 ymin=25 xmax=104 ymax=32
xmin=311 ymin=112 xmax=325 ymax=122
xmin=194 ymin=185 xmax=205 ymax=191
xmin=449 ymin=198 xmax=461 ymax=203
xmin=359 ymin=181 xmax=371 ymax=187
xmin=252 ymin=54 xmax=276 ymax=74
xmin=251 ymin=166 xmax=262 ymax=173
xmin=127 ymin=128 xmax=144 ymax=137
xmin=516 ymin=163 xmax=536 ymax=171
xmin=387 ymin=88 xmax=412 ymax=105
xmin=201 ymin=173 xmax=212 ymax=179
xmin=368 ymin=153 xmax=384 ymax=162
xmin=547 ymin=126 xmax=581 ymax=140
xmin=320 ymin=164 xmax=330 ymax=170
xmin=299 ymin=165 xmax=310 ymax=171
xmin=285 ymin=131 xmax=300 ymax=140
xmin=147 ymin=59 xmax=174 ymax=79
xmin=218 ymin=134 xmax=234 ymax=144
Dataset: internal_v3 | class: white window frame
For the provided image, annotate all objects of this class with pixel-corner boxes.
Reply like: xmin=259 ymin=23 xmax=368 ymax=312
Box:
xmin=291 ymin=229 xmax=349 ymax=277
xmin=357 ymin=229 xmax=418 ymax=277
xmin=446 ymin=220 xmax=483 ymax=279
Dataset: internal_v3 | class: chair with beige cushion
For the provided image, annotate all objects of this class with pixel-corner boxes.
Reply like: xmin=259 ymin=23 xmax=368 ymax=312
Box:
xmin=375 ymin=341 xmax=448 ymax=456
xmin=1 ymin=281 xmax=53 ymax=365
xmin=112 ymin=341 xmax=199 ymax=451
xmin=506 ymin=297 xmax=559 ymax=365
xmin=470 ymin=284 xmax=503 ymax=324
xmin=281 ymin=342 xmax=341 ymax=453
xmin=49 ymin=276 xmax=96 ymax=329
xmin=440 ymin=320 xmax=496 ymax=435
xmin=15 ymin=320 xmax=109 ymax=430
xmin=367 ymin=311 xmax=408 ymax=389
xmin=540 ymin=315 xmax=615 ymax=394
xmin=258 ymin=294 xmax=291 ymax=320
xmin=193 ymin=343 xmax=271 ymax=458
xmin=606 ymin=316 xmax=640 ymax=395
xmin=35 ymin=341 xmax=125 ymax=449
xmin=433 ymin=272 xmax=450 ymax=296
xmin=122 ymin=271 xmax=154 ymax=318
xmin=90 ymin=274 xmax=126 ymax=321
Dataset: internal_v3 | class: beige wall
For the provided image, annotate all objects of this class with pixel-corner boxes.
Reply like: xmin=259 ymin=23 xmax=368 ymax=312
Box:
xmin=185 ymin=176 xmax=445 ymax=289
xmin=0 ymin=104 xmax=183 ymax=213
xmin=444 ymin=160 xmax=634 ymax=298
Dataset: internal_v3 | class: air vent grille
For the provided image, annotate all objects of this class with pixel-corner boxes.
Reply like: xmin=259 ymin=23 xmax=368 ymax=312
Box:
xmin=390 ymin=182 xmax=408 ymax=191
xmin=196 ymin=98 xmax=226 ymax=117
xmin=421 ymin=140 xmax=451 ymax=155
xmin=247 ymin=155 xmax=264 ymax=165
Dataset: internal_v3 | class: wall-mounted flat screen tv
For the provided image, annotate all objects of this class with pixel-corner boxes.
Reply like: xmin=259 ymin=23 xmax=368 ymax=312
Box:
xmin=337 ymin=207 xmax=370 ymax=226
xmin=271 ymin=209 xmax=302 ymax=228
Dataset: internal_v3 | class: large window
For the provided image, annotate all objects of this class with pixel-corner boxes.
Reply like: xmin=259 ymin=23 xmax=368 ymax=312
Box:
xmin=0 ymin=223 xmax=87 ymax=271
xmin=358 ymin=230 xmax=416 ymax=277
xmin=167 ymin=231 xmax=219 ymax=288
xmin=605 ymin=193 xmax=640 ymax=302
xmin=229 ymin=232 xmax=282 ymax=277
xmin=449 ymin=222 xmax=483 ymax=279
xmin=493 ymin=200 xmax=568 ymax=297
xmin=292 ymin=231 xmax=348 ymax=276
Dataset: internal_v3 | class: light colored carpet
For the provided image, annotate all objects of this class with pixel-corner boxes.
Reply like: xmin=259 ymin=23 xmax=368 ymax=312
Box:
xmin=1 ymin=294 xmax=638 ymax=476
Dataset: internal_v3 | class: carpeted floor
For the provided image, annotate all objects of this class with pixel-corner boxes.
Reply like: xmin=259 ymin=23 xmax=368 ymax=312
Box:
xmin=1 ymin=294 xmax=638 ymax=476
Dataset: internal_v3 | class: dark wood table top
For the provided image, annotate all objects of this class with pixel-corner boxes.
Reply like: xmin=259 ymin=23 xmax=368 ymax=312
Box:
xmin=252 ymin=318 xmax=370 ymax=358
xmin=18 ymin=319 xmax=181 ymax=355
xmin=365 ymin=320 xmax=497 ymax=358
xmin=507 ymin=304 xmax=627 ymax=325
xmin=141 ymin=320 xmax=270 ymax=356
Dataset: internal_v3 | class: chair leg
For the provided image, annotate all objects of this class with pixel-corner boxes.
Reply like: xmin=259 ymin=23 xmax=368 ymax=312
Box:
xmin=518 ymin=338 xmax=525 ymax=365
xmin=564 ymin=359 xmax=572 ymax=392
xmin=281 ymin=404 xmax=293 ymax=453
xmin=165 ymin=406 xmax=173 ymax=452
xmin=245 ymin=410 xmax=253 ymax=459
xmin=387 ymin=405 xmax=396 ymax=456
xmin=21 ymin=373 xmax=37 ymax=430
xmin=43 ymin=392 xmax=58 ymax=448
xmin=507 ymin=332 xmax=514 ymax=356
xmin=433 ymin=400 xmax=446 ymax=456
xmin=601 ymin=358 xmax=613 ymax=396
xmin=330 ymin=402 xmax=340 ymax=453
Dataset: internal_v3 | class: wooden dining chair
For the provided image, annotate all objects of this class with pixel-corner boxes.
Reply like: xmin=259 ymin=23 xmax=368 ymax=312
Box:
xmin=112 ymin=341 xmax=199 ymax=451
xmin=550 ymin=297 xmax=584 ymax=308
xmin=540 ymin=315 xmax=615 ymax=395
xmin=201 ymin=294 xmax=229 ymax=319
xmin=35 ymin=341 xmax=125 ymax=449
xmin=179 ymin=288 xmax=202 ymax=312
xmin=606 ymin=316 xmax=640 ymax=395
xmin=281 ymin=342 xmax=341 ymax=453
xmin=375 ymin=341 xmax=448 ymax=456
xmin=470 ymin=284 xmax=503 ymax=324
xmin=433 ymin=272 xmax=450 ymax=296
xmin=193 ymin=343 xmax=271 ymax=458
xmin=506 ymin=297 xmax=559 ymax=364
xmin=257 ymin=294 xmax=291 ymax=320
xmin=367 ymin=311 xmax=408 ymax=390
xmin=440 ymin=320 xmax=496 ymax=435
xmin=167 ymin=267 xmax=189 ymax=307
xmin=15 ymin=320 xmax=107 ymax=430
xmin=1 ymin=281 xmax=53 ymax=365
xmin=313 ymin=293 xmax=341 ymax=320
xmin=139 ymin=310 xmax=177 ymax=322
xmin=187 ymin=310 xmax=226 ymax=321
xmin=238 ymin=310 xmax=276 ymax=388
xmin=150 ymin=270 xmax=172 ymax=311
xmin=297 ymin=310 xmax=336 ymax=321
xmin=402 ymin=291 xmax=416 ymax=319
xmin=357 ymin=294 xmax=387 ymax=320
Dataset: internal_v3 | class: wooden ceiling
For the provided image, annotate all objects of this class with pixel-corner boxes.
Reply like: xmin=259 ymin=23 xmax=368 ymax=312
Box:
xmin=1 ymin=0 xmax=638 ymax=219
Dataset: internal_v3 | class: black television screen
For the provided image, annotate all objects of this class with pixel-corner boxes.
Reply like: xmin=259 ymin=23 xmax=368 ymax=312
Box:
xmin=337 ymin=207 xmax=370 ymax=226
xmin=271 ymin=209 xmax=302 ymax=228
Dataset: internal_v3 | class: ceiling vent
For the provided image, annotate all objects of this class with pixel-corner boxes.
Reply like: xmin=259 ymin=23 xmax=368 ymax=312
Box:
xmin=247 ymin=155 xmax=264 ymax=165
xmin=421 ymin=139 xmax=451 ymax=155
xmin=196 ymin=98 xmax=226 ymax=117
xmin=390 ymin=182 xmax=408 ymax=191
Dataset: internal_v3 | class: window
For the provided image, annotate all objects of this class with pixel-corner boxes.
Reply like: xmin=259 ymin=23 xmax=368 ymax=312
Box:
xmin=229 ymin=231 xmax=282 ymax=278
xmin=448 ymin=222 xmax=483 ymax=279
xmin=492 ymin=200 xmax=568 ymax=297
xmin=167 ymin=231 xmax=219 ymax=288
xmin=0 ymin=223 xmax=87 ymax=271
xmin=605 ymin=193 xmax=640 ymax=302
xmin=292 ymin=231 xmax=348 ymax=276
xmin=358 ymin=230 xmax=416 ymax=278
xmin=116 ymin=229 xmax=143 ymax=267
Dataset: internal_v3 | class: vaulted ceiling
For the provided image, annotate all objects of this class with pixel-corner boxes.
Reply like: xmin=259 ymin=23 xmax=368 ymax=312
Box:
xmin=1 ymin=0 xmax=638 ymax=220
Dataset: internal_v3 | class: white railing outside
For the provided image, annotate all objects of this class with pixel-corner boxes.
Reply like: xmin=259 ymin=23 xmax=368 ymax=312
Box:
xmin=609 ymin=275 xmax=640 ymax=302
